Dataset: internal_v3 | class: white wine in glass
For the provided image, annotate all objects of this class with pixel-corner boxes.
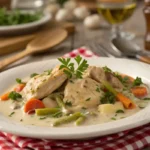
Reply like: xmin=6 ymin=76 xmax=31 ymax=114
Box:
xmin=97 ymin=0 xmax=136 ymax=38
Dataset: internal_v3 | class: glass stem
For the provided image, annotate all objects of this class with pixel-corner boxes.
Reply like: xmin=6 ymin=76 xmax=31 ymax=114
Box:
xmin=111 ymin=25 xmax=122 ymax=38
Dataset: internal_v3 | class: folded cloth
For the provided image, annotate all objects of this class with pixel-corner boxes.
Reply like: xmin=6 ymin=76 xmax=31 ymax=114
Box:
xmin=0 ymin=47 xmax=150 ymax=150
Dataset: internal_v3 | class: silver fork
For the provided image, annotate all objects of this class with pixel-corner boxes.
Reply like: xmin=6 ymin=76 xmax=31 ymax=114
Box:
xmin=86 ymin=41 xmax=116 ymax=57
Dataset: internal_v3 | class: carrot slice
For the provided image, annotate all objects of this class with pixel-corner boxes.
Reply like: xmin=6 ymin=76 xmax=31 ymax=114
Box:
xmin=24 ymin=98 xmax=45 ymax=113
xmin=0 ymin=92 xmax=10 ymax=101
xmin=103 ymin=81 xmax=136 ymax=109
xmin=131 ymin=86 xmax=148 ymax=98
xmin=116 ymin=93 xmax=136 ymax=109
xmin=14 ymin=84 xmax=25 ymax=92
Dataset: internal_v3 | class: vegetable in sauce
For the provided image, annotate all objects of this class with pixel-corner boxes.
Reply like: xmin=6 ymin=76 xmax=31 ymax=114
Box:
xmin=0 ymin=56 xmax=150 ymax=127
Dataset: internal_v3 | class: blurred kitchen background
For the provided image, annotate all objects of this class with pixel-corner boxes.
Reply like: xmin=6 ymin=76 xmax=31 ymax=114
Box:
xmin=1 ymin=0 xmax=150 ymax=67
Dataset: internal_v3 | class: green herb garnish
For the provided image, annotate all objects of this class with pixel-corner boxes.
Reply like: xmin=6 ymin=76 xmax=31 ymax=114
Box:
xmin=58 ymin=58 xmax=74 ymax=78
xmin=58 ymin=55 xmax=89 ymax=78
xmin=82 ymin=107 xmax=87 ymax=110
xmin=69 ymin=80 xmax=74 ymax=83
xmin=96 ymin=87 xmax=100 ymax=92
xmin=85 ymin=98 xmax=91 ymax=101
xmin=111 ymin=117 xmax=116 ymax=120
xmin=143 ymin=98 xmax=150 ymax=100
xmin=133 ymin=77 xmax=143 ymax=86
xmin=75 ymin=56 xmax=89 ymax=78
xmin=39 ymin=117 xmax=47 ymax=120
xmin=44 ymin=70 xmax=52 ymax=75
xmin=65 ymin=101 xmax=72 ymax=107
xmin=116 ymin=110 xmax=124 ymax=113
xmin=9 ymin=112 xmax=15 ymax=117
xmin=8 ymin=91 xmax=22 ymax=100
xmin=101 ymin=91 xmax=116 ymax=104
xmin=16 ymin=78 xmax=24 ymax=84
xmin=57 ymin=0 xmax=68 ymax=6
xmin=30 ymin=73 xmax=39 ymax=78
xmin=103 ymin=66 xmax=112 ymax=73
xmin=114 ymin=73 xmax=129 ymax=84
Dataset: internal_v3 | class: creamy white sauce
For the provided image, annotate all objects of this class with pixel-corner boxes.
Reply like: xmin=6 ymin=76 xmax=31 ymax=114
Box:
xmin=0 ymin=70 xmax=150 ymax=127
xmin=0 ymin=98 xmax=141 ymax=127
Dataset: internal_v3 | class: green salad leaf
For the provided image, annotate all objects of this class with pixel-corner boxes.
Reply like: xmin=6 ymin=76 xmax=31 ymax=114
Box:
xmin=0 ymin=8 xmax=42 ymax=26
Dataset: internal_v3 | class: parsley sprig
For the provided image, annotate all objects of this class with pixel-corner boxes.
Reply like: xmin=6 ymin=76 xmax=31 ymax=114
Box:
xmin=8 ymin=91 xmax=22 ymax=101
xmin=74 ymin=56 xmax=89 ymax=78
xmin=133 ymin=77 xmax=143 ymax=86
xmin=65 ymin=101 xmax=72 ymax=107
xmin=16 ymin=78 xmax=25 ymax=84
xmin=116 ymin=110 xmax=124 ymax=113
xmin=9 ymin=112 xmax=15 ymax=117
xmin=30 ymin=73 xmax=39 ymax=78
xmin=58 ymin=56 xmax=89 ymax=78
xmin=101 ymin=91 xmax=116 ymax=104
xmin=102 ymin=66 xmax=112 ymax=73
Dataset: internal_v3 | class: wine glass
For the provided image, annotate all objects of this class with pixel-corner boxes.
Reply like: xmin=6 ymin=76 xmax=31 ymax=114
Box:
xmin=97 ymin=0 xmax=137 ymax=39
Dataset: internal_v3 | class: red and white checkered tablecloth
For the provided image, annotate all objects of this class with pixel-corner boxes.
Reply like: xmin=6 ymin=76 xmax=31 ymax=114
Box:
xmin=0 ymin=47 xmax=150 ymax=150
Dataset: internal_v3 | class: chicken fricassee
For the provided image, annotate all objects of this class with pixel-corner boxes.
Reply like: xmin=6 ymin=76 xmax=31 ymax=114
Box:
xmin=0 ymin=56 xmax=150 ymax=127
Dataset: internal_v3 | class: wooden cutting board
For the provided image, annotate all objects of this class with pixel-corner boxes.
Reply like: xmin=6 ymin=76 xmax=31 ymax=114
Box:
xmin=0 ymin=21 xmax=75 ymax=56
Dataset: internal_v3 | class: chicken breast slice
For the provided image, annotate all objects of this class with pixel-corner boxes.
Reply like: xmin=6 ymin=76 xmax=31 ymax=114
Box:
xmin=105 ymin=72 xmax=124 ymax=91
xmin=83 ymin=66 xmax=106 ymax=83
xmin=63 ymin=77 xmax=104 ymax=109
xmin=22 ymin=66 xmax=67 ymax=100
xmin=84 ymin=66 xmax=124 ymax=91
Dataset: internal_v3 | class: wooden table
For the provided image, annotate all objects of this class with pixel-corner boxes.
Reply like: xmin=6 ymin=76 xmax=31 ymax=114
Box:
xmin=0 ymin=1 xmax=146 ymax=69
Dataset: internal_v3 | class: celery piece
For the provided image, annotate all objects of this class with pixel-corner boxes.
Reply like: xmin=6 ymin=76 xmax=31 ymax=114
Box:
xmin=102 ymin=81 xmax=117 ymax=95
xmin=35 ymin=108 xmax=60 ymax=116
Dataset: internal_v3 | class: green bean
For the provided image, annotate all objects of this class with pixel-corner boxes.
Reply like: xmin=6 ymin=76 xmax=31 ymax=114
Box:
xmin=35 ymin=108 xmax=60 ymax=116
xmin=52 ymin=112 xmax=82 ymax=126
xmin=56 ymin=96 xmax=65 ymax=108
xmin=55 ymin=95 xmax=70 ymax=114
xmin=75 ymin=116 xmax=86 ymax=126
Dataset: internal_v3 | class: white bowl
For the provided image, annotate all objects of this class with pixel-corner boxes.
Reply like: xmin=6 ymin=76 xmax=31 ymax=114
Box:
xmin=0 ymin=11 xmax=52 ymax=36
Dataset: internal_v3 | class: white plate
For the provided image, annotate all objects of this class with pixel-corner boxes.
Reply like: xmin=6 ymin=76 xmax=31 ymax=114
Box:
xmin=0 ymin=58 xmax=150 ymax=140
xmin=0 ymin=11 xmax=51 ymax=36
